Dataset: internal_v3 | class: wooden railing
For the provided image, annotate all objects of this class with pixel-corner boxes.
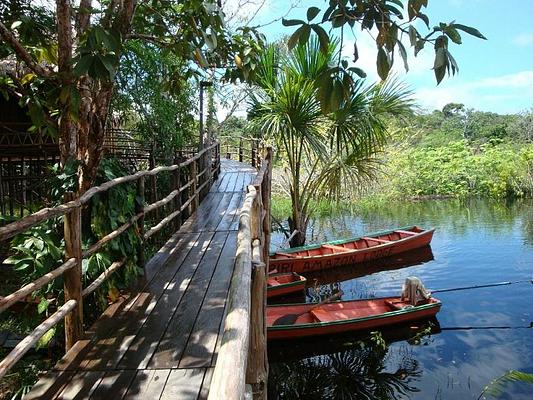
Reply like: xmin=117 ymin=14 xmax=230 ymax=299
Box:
xmin=208 ymin=146 xmax=272 ymax=400
xmin=0 ymin=141 xmax=221 ymax=380
xmin=218 ymin=135 xmax=264 ymax=168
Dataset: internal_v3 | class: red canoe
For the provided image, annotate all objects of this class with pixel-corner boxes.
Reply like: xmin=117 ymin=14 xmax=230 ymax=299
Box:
xmin=269 ymin=226 xmax=434 ymax=273
xmin=267 ymin=296 xmax=441 ymax=340
xmin=267 ymin=272 xmax=306 ymax=298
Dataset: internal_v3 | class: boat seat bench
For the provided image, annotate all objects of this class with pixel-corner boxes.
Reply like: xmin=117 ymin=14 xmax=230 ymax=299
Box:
xmin=322 ymin=244 xmax=351 ymax=252
xmin=362 ymin=237 xmax=390 ymax=244
xmin=276 ymin=252 xmax=299 ymax=258
xmin=395 ymin=230 xmax=417 ymax=236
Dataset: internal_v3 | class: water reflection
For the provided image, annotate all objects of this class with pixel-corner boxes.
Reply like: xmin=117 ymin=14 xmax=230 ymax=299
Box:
xmin=269 ymin=199 xmax=533 ymax=399
xmin=269 ymin=322 xmax=440 ymax=400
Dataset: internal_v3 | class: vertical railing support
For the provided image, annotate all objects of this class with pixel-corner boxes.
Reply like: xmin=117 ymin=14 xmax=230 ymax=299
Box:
xmin=191 ymin=158 xmax=199 ymax=213
xmin=247 ymin=185 xmax=268 ymax=399
xmin=251 ymin=142 xmax=257 ymax=168
xmin=173 ymin=156 xmax=182 ymax=230
xmin=63 ymin=192 xmax=83 ymax=351
xmin=136 ymin=176 xmax=145 ymax=269
xmin=262 ymin=147 xmax=273 ymax=266
xmin=239 ymin=138 xmax=243 ymax=162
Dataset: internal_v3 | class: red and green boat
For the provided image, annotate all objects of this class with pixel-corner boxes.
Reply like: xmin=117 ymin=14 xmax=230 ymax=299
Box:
xmin=269 ymin=226 xmax=434 ymax=273
xmin=267 ymin=272 xmax=307 ymax=298
xmin=267 ymin=296 xmax=442 ymax=340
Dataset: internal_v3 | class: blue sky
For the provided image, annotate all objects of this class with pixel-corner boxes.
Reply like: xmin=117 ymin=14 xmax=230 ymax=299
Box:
xmin=227 ymin=0 xmax=533 ymax=114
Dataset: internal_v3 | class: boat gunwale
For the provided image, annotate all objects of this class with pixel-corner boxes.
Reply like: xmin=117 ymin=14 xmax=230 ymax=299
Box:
xmin=270 ymin=226 xmax=434 ymax=260
xmin=267 ymin=297 xmax=441 ymax=331
xmin=267 ymin=278 xmax=307 ymax=290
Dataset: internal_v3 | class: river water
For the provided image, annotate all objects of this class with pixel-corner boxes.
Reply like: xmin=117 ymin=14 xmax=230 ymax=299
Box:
xmin=268 ymin=199 xmax=533 ymax=399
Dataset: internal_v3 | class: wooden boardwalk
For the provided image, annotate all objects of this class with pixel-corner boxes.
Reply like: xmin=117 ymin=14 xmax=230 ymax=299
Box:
xmin=26 ymin=160 xmax=257 ymax=400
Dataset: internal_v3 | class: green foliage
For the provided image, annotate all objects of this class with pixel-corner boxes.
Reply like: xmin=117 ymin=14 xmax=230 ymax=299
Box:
xmin=384 ymin=141 xmax=533 ymax=199
xmin=4 ymin=220 xmax=64 ymax=308
xmin=479 ymin=370 xmax=533 ymax=399
xmin=88 ymin=158 xmax=141 ymax=306
xmin=112 ymin=41 xmax=196 ymax=156
xmin=250 ymin=37 xmax=412 ymax=245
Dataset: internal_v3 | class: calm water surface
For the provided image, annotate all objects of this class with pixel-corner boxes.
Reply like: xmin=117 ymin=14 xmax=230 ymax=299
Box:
xmin=268 ymin=199 xmax=533 ymax=399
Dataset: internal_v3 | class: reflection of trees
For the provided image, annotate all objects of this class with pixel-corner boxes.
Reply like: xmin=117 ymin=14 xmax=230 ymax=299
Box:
xmin=269 ymin=341 xmax=421 ymax=400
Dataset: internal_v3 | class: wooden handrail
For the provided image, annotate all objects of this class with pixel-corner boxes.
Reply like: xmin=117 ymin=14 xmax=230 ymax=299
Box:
xmin=208 ymin=187 xmax=256 ymax=400
xmin=0 ymin=258 xmax=76 ymax=314
xmin=82 ymin=259 xmax=126 ymax=297
xmin=0 ymin=141 xmax=219 ymax=242
xmin=209 ymin=146 xmax=272 ymax=400
xmin=0 ymin=140 xmax=221 ymax=379
xmin=0 ymin=299 xmax=78 ymax=381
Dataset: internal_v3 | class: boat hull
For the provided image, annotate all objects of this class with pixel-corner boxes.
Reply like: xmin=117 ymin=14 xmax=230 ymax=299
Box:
xmin=267 ymin=272 xmax=306 ymax=298
xmin=267 ymin=296 xmax=441 ymax=340
xmin=269 ymin=226 xmax=434 ymax=273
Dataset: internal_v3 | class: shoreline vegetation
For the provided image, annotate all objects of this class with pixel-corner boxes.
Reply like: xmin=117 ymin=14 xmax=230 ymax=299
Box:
xmin=270 ymin=106 xmax=533 ymax=224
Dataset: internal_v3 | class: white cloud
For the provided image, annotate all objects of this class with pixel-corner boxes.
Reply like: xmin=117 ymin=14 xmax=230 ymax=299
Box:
xmin=413 ymin=70 xmax=533 ymax=113
xmin=513 ymin=33 xmax=533 ymax=47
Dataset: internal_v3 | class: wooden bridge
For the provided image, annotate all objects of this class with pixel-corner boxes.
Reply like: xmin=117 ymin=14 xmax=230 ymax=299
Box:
xmin=0 ymin=140 xmax=272 ymax=399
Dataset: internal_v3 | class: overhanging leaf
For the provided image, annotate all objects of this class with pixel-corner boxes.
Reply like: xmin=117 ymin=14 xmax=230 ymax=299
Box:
xmin=306 ymin=6 xmax=321 ymax=21
xmin=452 ymin=24 xmax=487 ymax=40
xmin=312 ymin=24 xmax=330 ymax=54
xmin=376 ymin=47 xmax=390 ymax=81
xmin=282 ymin=18 xmax=304 ymax=27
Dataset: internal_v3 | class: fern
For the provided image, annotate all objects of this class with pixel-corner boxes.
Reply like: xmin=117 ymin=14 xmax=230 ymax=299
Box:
xmin=478 ymin=370 xmax=533 ymax=399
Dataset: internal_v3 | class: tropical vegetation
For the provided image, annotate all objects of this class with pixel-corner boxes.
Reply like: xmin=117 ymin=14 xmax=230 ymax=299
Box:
xmin=249 ymin=38 xmax=413 ymax=246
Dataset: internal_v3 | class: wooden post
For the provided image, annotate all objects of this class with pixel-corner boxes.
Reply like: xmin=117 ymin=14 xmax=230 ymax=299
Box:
xmin=262 ymin=147 xmax=273 ymax=268
xmin=63 ymin=192 xmax=83 ymax=351
xmin=247 ymin=185 xmax=268 ymax=399
xmin=251 ymin=144 xmax=257 ymax=168
xmin=173 ymin=156 xmax=182 ymax=230
xmin=239 ymin=138 xmax=243 ymax=162
xmin=191 ymin=159 xmax=199 ymax=213
xmin=136 ymin=176 xmax=145 ymax=269
xmin=149 ymin=143 xmax=158 ymax=219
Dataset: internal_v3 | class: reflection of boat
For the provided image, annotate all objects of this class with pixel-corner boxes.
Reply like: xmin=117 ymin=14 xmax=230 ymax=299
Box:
xmin=267 ymin=297 xmax=442 ymax=340
xmin=267 ymin=272 xmax=306 ymax=298
xmin=268 ymin=317 xmax=441 ymax=362
xmin=269 ymin=226 xmax=435 ymax=273
xmin=304 ymin=245 xmax=434 ymax=286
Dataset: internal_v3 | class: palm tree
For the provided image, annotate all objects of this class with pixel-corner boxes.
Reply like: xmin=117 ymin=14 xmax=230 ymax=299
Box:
xmin=248 ymin=37 xmax=413 ymax=247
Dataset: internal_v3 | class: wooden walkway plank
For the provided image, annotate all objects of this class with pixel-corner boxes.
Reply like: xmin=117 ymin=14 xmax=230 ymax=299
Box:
xmin=69 ymin=233 xmax=202 ymax=371
xmin=123 ymin=369 xmax=170 ymax=399
xmin=214 ymin=172 xmax=233 ymax=192
xmin=198 ymin=368 xmax=214 ymax=400
xmin=89 ymin=370 xmax=137 ymax=400
xmin=148 ymin=231 xmax=229 ymax=369
xmin=55 ymin=371 xmax=104 ymax=400
xmin=179 ymin=193 xmax=221 ymax=232
xmin=202 ymin=192 xmax=235 ymax=231
xmin=23 ymin=371 xmax=75 ymax=400
xmin=234 ymin=172 xmax=247 ymax=192
xmin=159 ymin=368 xmax=205 ymax=400
xmin=178 ymin=231 xmax=238 ymax=368
xmin=225 ymin=172 xmax=240 ymax=192
xmin=216 ymin=192 xmax=243 ymax=232
xmin=116 ymin=232 xmax=215 ymax=369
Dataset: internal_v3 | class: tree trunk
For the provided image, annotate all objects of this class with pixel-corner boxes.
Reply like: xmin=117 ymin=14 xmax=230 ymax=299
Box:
xmin=287 ymin=192 xmax=307 ymax=248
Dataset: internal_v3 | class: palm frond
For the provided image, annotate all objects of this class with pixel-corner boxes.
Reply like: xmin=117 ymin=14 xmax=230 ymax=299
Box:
xmin=479 ymin=370 xmax=533 ymax=399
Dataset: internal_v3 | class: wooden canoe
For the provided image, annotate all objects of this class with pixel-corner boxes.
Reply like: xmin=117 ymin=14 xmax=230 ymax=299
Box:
xmin=267 ymin=272 xmax=307 ymax=298
xmin=269 ymin=225 xmax=434 ymax=273
xmin=267 ymin=296 xmax=441 ymax=340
